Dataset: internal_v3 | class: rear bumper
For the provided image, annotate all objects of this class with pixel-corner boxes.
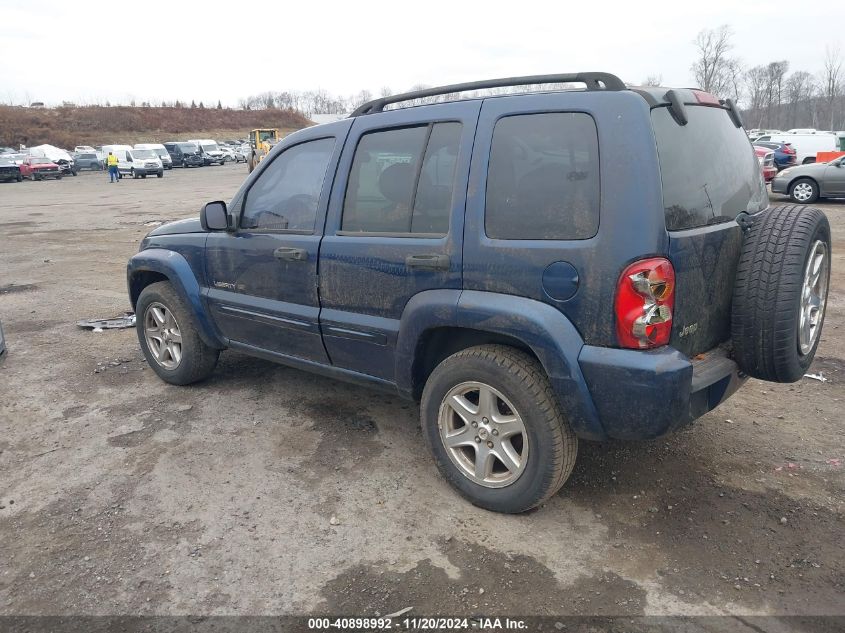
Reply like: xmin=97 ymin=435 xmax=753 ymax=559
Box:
xmin=578 ymin=344 xmax=745 ymax=440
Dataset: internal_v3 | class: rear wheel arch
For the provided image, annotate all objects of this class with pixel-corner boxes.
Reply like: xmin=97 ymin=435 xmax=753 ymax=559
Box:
xmin=411 ymin=327 xmax=539 ymax=399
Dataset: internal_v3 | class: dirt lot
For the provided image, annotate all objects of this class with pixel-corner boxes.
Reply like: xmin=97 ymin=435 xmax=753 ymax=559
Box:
xmin=0 ymin=166 xmax=843 ymax=621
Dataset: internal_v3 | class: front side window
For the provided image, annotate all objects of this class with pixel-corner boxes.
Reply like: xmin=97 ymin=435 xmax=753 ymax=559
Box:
xmin=241 ymin=137 xmax=335 ymax=232
xmin=485 ymin=113 xmax=600 ymax=240
xmin=341 ymin=122 xmax=462 ymax=234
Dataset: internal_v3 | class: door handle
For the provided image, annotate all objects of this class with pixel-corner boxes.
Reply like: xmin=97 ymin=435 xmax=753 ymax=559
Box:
xmin=273 ymin=247 xmax=308 ymax=261
xmin=405 ymin=253 xmax=450 ymax=271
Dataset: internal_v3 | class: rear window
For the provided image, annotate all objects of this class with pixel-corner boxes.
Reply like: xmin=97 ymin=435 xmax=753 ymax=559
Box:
xmin=652 ymin=106 xmax=767 ymax=231
xmin=485 ymin=113 xmax=600 ymax=240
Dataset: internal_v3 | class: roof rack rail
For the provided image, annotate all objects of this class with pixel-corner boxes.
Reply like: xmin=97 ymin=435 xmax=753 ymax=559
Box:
xmin=350 ymin=72 xmax=626 ymax=116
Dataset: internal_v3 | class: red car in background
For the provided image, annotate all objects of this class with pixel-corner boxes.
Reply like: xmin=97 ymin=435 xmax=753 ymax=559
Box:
xmin=754 ymin=146 xmax=777 ymax=182
xmin=20 ymin=156 xmax=63 ymax=181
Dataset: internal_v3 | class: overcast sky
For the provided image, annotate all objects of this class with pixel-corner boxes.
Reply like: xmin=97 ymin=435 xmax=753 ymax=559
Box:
xmin=1 ymin=0 xmax=842 ymax=107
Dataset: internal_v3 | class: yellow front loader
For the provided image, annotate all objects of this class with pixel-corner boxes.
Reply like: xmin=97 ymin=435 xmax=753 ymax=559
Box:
xmin=247 ymin=129 xmax=280 ymax=172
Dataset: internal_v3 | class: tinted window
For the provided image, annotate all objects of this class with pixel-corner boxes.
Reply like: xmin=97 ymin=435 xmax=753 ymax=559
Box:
xmin=241 ymin=137 xmax=335 ymax=232
xmin=652 ymin=106 xmax=767 ymax=231
xmin=342 ymin=122 xmax=461 ymax=234
xmin=485 ymin=113 xmax=600 ymax=240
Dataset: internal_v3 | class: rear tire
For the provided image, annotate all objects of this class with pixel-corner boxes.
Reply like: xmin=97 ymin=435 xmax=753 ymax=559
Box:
xmin=732 ymin=204 xmax=831 ymax=382
xmin=136 ymin=281 xmax=220 ymax=385
xmin=420 ymin=344 xmax=577 ymax=513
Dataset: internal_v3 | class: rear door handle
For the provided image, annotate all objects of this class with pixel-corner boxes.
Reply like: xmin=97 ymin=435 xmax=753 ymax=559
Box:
xmin=405 ymin=253 xmax=450 ymax=271
xmin=274 ymin=247 xmax=308 ymax=261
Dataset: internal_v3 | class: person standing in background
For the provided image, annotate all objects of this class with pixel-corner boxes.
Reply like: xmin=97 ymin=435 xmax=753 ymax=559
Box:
xmin=107 ymin=152 xmax=119 ymax=183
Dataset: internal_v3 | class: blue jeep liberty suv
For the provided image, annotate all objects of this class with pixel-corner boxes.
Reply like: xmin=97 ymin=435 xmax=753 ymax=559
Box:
xmin=127 ymin=73 xmax=831 ymax=513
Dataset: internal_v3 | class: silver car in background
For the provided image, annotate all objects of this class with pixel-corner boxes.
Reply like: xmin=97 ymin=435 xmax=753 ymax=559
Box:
xmin=771 ymin=155 xmax=845 ymax=203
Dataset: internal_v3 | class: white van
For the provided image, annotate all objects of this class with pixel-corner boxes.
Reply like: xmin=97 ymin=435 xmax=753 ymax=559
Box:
xmin=134 ymin=143 xmax=173 ymax=169
xmin=755 ymin=133 xmax=839 ymax=164
xmin=120 ymin=148 xmax=164 ymax=179
xmin=187 ymin=139 xmax=225 ymax=165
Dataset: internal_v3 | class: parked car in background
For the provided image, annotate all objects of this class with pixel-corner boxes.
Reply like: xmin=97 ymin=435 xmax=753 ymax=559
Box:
xmin=135 ymin=143 xmax=173 ymax=169
xmin=163 ymin=142 xmax=205 ymax=168
xmin=755 ymin=133 xmax=838 ymax=164
xmin=29 ymin=145 xmax=77 ymax=176
xmin=754 ymin=146 xmax=777 ymax=182
xmin=231 ymin=146 xmax=246 ymax=163
xmin=218 ymin=146 xmax=237 ymax=162
xmin=5 ymin=153 xmax=27 ymax=166
xmin=73 ymin=152 xmax=103 ymax=171
xmin=0 ymin=156 xmax=23 ymax=182
xmin=20 ymin=157 xmax=62 ymax=180
xmin=119 ymin=149 xmax=164 ymax=179
xmin=771 ymin=154 xmax=845 ymax=202
xmin=187 ymin=139 xmax=226 ymax=165
xmin=753 ymin=141 xmax=797 ymax=170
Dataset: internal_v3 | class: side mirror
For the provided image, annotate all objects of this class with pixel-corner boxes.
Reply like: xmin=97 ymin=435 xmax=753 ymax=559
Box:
xmin=201 ymin=201 xmax=229 ymax=231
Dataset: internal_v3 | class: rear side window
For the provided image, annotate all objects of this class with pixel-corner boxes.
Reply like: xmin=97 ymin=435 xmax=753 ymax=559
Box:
xmin=485 ymin=113 xmax=600 ymax=240
xmin=241 ymin=137 xmax=335 ymax=232
xmin=342 ymin=122 xmax=462 ymax=235
xmin=652 ymin=106 xmax=767 ymax=231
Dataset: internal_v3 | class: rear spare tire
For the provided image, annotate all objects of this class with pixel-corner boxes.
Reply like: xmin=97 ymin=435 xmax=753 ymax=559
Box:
xmin=732 ymin=204 xmax=831 ymax=382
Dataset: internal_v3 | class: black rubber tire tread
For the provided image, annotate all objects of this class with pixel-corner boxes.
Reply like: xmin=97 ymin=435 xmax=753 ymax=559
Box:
xmin=420 ymin=344 xmax=577 ymax=513
xmin=788 ymin=178 xmax=819 ymax=204
xmin=136 ymin=281 xmax=219 ymax=385
xmin=732 ymin=204 xmax=831 ymax=382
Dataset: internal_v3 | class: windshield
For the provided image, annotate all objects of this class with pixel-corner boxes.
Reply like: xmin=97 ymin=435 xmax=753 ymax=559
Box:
xmin=78 ymin=153 xmax=96 ymax=159
xmin=651 ymin=105 xmax=768 ymax=231
xmin=154 ymin=149 xmax=168 ymax=157
xmin=0 ymin=158 xmax=12 ymax=165
xmin=201 ymin=143 xmax=219 ymax=152
xmin=132 ymin=149 xmax=156 ymax=159
xmin=178 ymin=143 xmax=198 ymax=152
xmin=31 ymin=158 xmax=50 ymax=164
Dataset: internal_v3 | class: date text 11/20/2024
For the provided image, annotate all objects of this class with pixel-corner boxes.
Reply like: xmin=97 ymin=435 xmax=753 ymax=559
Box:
xmin=307 ymin=617 xmax=528 ymax=630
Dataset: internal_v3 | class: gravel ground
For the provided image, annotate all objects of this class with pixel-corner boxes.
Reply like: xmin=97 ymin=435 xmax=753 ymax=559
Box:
xmin=0 ymin=166 xmax=843 ymax=620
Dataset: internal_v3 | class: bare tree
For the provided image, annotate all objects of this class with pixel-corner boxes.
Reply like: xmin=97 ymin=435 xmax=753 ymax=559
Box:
xmin=744 ymin=65 xmax=769 ymax=125
xmin=691 ymin=25 xmax=741 ymax=97
xmin=763 ymin=61 xmax=789 ymax=128
xmin=642 ymin=74 xmax=663 ymax=87
xmin=821 ymin=46 xmax=843 ymax=130
xmin=784 ymin=71 xmax=816 ymax=129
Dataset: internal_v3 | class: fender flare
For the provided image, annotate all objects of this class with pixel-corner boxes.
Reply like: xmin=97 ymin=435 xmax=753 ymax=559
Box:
xmin=126 ymin=248 xmax=224 ymax=349
xmin=395 ymin=289 xmax=606 ymax=440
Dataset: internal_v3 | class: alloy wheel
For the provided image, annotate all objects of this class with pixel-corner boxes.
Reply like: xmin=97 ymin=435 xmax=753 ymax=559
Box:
xmin=144 ymin=302 xmax=183 ymax=370
xmin=438 ymin=381 xmax=529 ymax=488
xmin=798 ymin=240 xmax=828 ymax=355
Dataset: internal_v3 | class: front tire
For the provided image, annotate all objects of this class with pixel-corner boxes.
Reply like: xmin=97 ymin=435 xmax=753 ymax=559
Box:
xmin=136 ymin=281 xmax=220 ymax=385
xmin=420 ymin=344 xmax=577 ymax=513
xmin=789 ymin=178 xmax=819 ymax=204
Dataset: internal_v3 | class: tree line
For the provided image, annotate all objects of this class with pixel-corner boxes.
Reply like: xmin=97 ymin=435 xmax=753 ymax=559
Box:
xmin=689 ymin=25 xmax=843 ymax=130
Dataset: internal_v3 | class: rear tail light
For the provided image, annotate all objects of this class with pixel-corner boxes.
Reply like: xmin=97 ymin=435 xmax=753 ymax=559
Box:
xmin=615 ymin=258 xmax=675 ymax=349
xmin=782 ymin=144 xmax=796 ymax=155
